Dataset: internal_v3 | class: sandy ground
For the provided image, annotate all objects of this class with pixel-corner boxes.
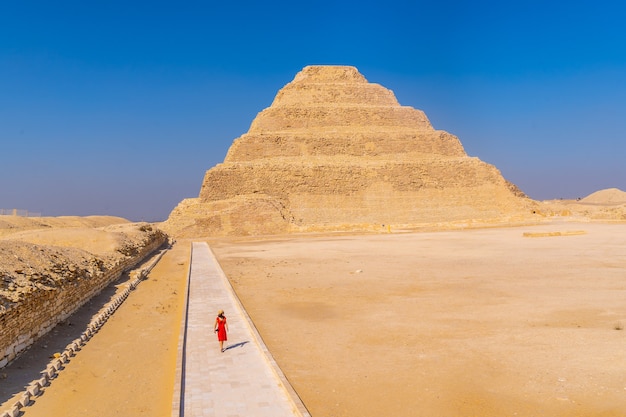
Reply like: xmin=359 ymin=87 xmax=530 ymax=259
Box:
xmin=3 ymin=221 xmax=626 ymax=416
xmin=210 ymin=222 xmax=626 ymax=417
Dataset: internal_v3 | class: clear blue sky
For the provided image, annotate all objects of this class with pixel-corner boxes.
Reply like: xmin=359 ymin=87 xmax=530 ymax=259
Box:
xmin=1 ymin=1 xmax=625 ymax=221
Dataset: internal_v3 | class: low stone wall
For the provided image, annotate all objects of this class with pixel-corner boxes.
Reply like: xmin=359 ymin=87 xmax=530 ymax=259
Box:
xmin=0 ymin=234 xmax=167 ymax=369
xmin=1 ymin=243 xmax=169 ymax=417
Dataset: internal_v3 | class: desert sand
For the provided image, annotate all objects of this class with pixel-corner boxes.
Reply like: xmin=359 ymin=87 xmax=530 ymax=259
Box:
xmin=211 ymin=222 xmax=626 ymax=417
xmin=3 ymin=217 xmax=626 ymax=417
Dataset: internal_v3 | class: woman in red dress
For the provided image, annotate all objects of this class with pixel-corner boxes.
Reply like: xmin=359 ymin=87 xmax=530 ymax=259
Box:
xmin=214 ymin=309 xmax=228 ymax=352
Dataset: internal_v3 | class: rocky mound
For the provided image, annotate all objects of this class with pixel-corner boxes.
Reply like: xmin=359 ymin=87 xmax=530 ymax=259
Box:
xmin=0 ymin=221 xmax=166 ymax=305
xmin=536 ymin=188 xmax=626 ymax=221
xmin=581 ymin=188 xmax=626 ymax=205
xmin=163 ymin=65 xmax=537 ymax=237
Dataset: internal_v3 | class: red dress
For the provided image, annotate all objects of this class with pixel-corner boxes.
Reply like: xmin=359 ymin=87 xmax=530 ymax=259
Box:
xmin=215 ymin=316 xmax=227 ymax=341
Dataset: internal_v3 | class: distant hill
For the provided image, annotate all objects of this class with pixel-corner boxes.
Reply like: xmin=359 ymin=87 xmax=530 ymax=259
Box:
xmin=581 ymin=188 xmax=626 ymax=205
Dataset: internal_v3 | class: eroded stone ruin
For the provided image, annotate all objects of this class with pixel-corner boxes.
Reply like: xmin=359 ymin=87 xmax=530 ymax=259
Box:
xmin=164 ymin=65 xmax=535 ymax=237
xmin=0 ymin=221 xmax=168 ymax=368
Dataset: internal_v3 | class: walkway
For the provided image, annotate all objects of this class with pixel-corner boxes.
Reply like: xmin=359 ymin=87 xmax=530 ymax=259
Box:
xmin=172 ymin=242 xmax=310 ymax=417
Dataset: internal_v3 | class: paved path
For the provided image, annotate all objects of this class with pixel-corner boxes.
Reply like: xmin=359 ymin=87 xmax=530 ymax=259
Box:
xmin=172 ymin=242 xmax=310 ymax=417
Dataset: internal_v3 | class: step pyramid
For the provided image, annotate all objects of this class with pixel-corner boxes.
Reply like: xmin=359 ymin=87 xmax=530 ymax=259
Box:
xmin=164 ymin=66 xmax=534 ymax=237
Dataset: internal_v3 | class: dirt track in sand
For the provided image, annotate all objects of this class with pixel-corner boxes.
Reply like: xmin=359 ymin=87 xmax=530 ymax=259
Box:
xmin=3 ymin=222 xmax=626 ymax=417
